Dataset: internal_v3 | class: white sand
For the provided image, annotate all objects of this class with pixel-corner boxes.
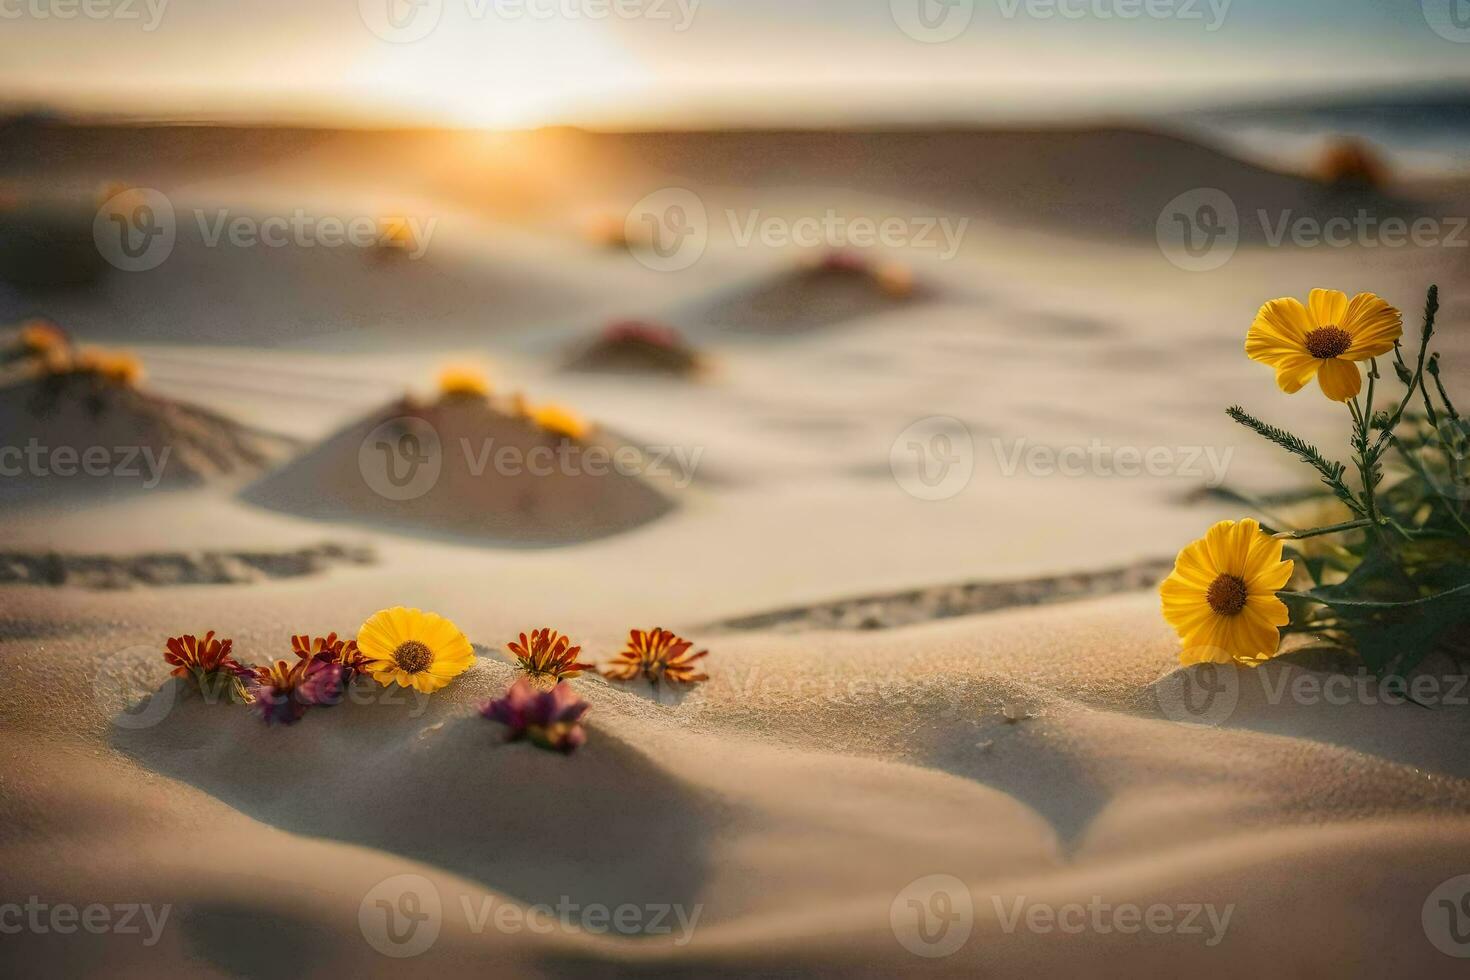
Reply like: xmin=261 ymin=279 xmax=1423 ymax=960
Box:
xmin=2 ymin=124 xmax=1469 ymax=977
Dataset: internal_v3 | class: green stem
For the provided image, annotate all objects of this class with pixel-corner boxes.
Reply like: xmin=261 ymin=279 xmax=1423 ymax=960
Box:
xmin=1374 ymin=285 xmax=1439 ymax=457
xmin=1226 ymin=405 xmax=1366 ymax=517
xmin=1349 ymin=396 xmax=1380 ymax=524
xmin=1271 ymin=518 xmax=1375 ymax=540
xmin=1428 ymin=353 xmax=1460 ymax=421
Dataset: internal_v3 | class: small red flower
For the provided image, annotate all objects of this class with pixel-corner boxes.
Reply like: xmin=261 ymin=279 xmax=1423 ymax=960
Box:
xmin=603 ymin=319 xmax=684 ymax=350
xmin=292 ymin=632 xmax=366 ymax=676
xmin=507 ymin=628 xmax=595 ymax=688
xmin=481 ymin=678 xmax=589 ymax=753
xmin=601 ymin=628 xmax=709 ymax=687
xmin=163 ymin=631 xmax=251 ymax=702
xmin=817 ymin=250 xmax=871 ymax=275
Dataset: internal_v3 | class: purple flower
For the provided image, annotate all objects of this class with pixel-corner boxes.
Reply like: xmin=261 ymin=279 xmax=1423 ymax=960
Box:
xmin=481 ymin=678 xmax=589 ymax=753
xmin=249 ymin=658 xmax=346 ymax=726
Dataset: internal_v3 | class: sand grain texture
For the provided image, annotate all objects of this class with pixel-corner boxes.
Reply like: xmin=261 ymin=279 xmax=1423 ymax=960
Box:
xmin=2 ymin=122 xmax=1469 ymax=977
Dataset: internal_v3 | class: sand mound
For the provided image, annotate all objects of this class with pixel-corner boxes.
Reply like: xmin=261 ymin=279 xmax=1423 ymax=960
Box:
xmin=697 ymin=256 xmax=921 ymax=333
xmin=562 ymin=321 xmax=705 ymax=377
xmin=0 ymin=369 xmax=289 ymax=502
xmin=242 ymin=393 xmax=676 ymax=545
xmin=1314 ymin=136 xmax=1391 ymax=191
xmin=39 ymin=594 xmax=1467 ymax=977
xmin=0 ymin=183 xmax=597 ymax=349
xmin=111 ymin=660 xmax=717 ymax=913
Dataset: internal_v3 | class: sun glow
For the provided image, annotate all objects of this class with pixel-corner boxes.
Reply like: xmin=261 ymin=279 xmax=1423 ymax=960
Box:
xmin=348 ymin=14 xmax=651 ymax=128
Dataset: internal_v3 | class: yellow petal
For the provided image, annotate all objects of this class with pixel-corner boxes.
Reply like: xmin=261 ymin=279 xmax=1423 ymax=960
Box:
xmin=1177 ymin=615 xmax=1238 ymax=664
xmin=1243 ymin=530 xmax=1293 ymax=592
xmin=388 ymin=606 xmax=420 ymax=641
xmin=1244 ymin=592 xmax=1291 ymax=629
xmin=1245 ymin=297 xmax=1313 ymax=366
xmin=1308 ymin=288 xmax=1349 ymax=329
xmin=1271 ymin=353 xmax=1322 ymax=394
xmin=1341 ymin=292 xmax=1403 ymax=361
xmin=1201 ymin=519 xmax=1257 ymax=579
xmin=1168 ymin=541 xmax=1218 ymax=588
xmin=1162 ymin=596 xmax=1219 ymax=639
xmin=1235 ymin=604 xmax=1284 ymax=659
xmin=1316 ymin=357 xmax=1362 ymax=401
xmin=358 ymin=608 xmax=408 ymax=659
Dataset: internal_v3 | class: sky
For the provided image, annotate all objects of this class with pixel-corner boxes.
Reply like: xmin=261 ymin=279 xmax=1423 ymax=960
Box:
xmin=3 ymin=0 xmax=1469 ymax=127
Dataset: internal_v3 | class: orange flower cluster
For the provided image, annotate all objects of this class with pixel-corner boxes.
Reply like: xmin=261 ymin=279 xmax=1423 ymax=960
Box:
xmin=601 ymin=628 xmax=710 ymax=687
xmin=158 ymin=616 xmax=711 ymax=751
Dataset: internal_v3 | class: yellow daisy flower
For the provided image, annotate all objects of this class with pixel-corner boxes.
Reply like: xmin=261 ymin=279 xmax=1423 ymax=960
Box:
xmin=1245 ymin=289 xmax=1401 ymax=402
xmin=71 ymin=347 xmax=144 ymax=387
xmin=531 ymin=403 xmax=589 ymax=440
xmin=19 ymin=319 xmax=68 ymax=357
xmin=1160 ymin=519 xmax=1294 ymax=666
xmin=356 ymin=606 xmax=475 ymax=693
xmin=438 ymin=365 xmax=491 ymax=400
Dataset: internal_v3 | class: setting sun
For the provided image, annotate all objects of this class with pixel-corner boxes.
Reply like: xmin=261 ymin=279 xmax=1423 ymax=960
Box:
xmin=345 ymin=13 xmax=652 ymax=128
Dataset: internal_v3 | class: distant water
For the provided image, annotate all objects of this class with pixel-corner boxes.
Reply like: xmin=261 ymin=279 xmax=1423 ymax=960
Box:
xmin=1170 ymin=102 xmax=1470 ymax=177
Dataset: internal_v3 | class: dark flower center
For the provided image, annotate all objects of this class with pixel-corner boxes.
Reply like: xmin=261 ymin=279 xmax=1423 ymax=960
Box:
xmin=393 ymin=641 xmax=433 ymax=674
xmin=1206 ymin=574 xmax=1249 ymax=616
xmin=1304 ymin=325 xmax=1352 ymax=360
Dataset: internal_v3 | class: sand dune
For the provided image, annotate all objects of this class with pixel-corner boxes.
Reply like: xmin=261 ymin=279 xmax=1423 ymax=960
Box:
xmin=2 ymin=203 xmax=596 ymax=350
xmin=242 ymin=392 xmax=677 ymax=545
xmin=562 ymin=322 xmax=705 ymax=377
xmin=5 ymin=591 xmax=1469 ymax=977
xmin=2 ymin=120 xmax=1469 ymax=978
xmin=4 ymin=122 xmax=1456 ymax=245
xmin=0 ymin=368 xmax=289 ymax=503
xmin=694 ymin=258 xmax=922 ymax=334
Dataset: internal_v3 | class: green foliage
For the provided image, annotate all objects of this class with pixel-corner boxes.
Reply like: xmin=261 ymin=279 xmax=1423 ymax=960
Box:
xmin=1230 ymin=285 xmax=1470 ymax=676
